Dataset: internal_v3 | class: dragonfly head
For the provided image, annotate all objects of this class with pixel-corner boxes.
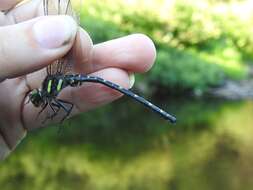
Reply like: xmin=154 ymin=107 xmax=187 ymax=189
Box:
xmin=29 ymin=89 xmax=43 ymax=107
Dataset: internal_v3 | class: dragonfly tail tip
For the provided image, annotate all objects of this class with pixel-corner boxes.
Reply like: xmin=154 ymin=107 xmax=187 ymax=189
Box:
xmin=168 ymin=116 xmax=177 ymax=124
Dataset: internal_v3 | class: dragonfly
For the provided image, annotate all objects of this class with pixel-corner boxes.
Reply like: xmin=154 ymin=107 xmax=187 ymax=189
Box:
xmin=28 ymin=0 xmax=177 ymax=124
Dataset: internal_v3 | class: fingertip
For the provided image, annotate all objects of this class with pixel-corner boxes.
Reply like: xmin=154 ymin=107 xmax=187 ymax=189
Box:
xmin=92 ymin=33 xmax=157 ymax=74
xmin=129 ymin=33 xmax=157 ymax=72
xmin=129 ymin=73 xmax=135 ymax=88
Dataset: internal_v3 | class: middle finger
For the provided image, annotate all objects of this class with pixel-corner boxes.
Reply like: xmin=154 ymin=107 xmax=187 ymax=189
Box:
xmin=77 ymin=33 xmax=156 ymax=74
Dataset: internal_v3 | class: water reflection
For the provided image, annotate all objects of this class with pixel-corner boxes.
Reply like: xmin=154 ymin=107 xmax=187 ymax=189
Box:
xmin=0 ymin=98 xmax=253 ymax=190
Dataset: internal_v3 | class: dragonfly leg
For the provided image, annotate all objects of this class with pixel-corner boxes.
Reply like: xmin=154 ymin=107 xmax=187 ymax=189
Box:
xmin=48 ymin=102 xmax=60 ymax=120
xmin=48 ymin=101 xmax=65 ymax=133
xmin=41 ymin=101 xmax=62 ymax=124
xmin=57 ymin=99 xmax=74 ymax=122
xmin=52 ymin=99 xmax=74 ymax=133
xmin=37 ymin=102 xmax=48 ymax=120
xmin=53 ymin=99 xmax=73 ymax=123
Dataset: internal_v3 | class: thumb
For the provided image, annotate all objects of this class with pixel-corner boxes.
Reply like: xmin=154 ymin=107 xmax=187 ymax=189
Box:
xmin=0 ymin=15 xmax=77 ymax=81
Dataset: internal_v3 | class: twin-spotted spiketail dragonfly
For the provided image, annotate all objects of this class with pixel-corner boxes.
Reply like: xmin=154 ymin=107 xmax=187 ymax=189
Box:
xmin=28 ymin=0 xmax=177 ymax=124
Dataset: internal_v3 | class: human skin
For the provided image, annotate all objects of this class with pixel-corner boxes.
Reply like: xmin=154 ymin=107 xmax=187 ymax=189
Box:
xmin=0 ymin=0 xmax=156 ymax=158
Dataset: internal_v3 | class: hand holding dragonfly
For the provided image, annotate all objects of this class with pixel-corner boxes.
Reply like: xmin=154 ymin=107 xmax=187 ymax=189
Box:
xmin=0 ymin=0 xmax=175 ymax=159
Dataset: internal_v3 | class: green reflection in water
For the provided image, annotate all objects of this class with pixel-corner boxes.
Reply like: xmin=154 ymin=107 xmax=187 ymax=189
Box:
xmin=0 ymin=98 xmax=253 ymax=190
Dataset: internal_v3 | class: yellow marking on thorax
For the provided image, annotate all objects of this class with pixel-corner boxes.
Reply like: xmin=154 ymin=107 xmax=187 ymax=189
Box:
xmin=57 ymin=79 xmax=63 ymax=92
xmin=47 ymin=80 xmax=52 ymax=93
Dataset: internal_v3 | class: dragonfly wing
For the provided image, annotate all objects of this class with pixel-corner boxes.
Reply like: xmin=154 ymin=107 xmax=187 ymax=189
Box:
xmin=61 ymin=0 xmax=81 ymax=75
xmin=43 ymin=0 xmax=81 ymax=75
xmin=43 ymin=0 xmax=76 ymax=15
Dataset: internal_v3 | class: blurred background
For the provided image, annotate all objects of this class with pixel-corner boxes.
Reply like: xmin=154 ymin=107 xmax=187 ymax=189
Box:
xmin=1 ymin=0 xmax=253 ymax=189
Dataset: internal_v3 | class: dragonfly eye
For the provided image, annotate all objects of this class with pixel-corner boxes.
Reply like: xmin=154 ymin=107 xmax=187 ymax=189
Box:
xmin=29 ymin=89 xmax=43 ymax=107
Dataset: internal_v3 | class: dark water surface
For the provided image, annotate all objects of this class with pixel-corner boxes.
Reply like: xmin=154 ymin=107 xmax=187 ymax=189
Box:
xmin=1 ymin=97 xmax=253 ymax=190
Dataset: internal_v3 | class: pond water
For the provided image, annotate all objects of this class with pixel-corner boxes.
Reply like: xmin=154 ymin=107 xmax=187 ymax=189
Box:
xmin=0 ymin=97 xmax=253 ymax=190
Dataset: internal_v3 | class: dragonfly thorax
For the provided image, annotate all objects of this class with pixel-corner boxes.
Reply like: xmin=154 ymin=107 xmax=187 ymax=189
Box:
xmin=42 ymin=75 xmax=67 ymax=97
xmin=29 ymin=75 xmax=68 ymax=107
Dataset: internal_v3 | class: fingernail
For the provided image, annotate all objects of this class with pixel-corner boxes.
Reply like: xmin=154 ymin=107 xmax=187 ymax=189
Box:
xmin=33 ymin=16 xmax=76 ymax=49
xmin=129 ymin=73 xmax=135 ymax=88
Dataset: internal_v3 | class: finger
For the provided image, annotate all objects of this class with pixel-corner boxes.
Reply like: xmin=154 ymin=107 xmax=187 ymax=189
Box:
xmin=88 ymin=34 xmax=157 ymax=73
xmin=23 ymin=67 xmax=130 ymax=130
xmin=0 ymin=78 xmax=28 ymax=149
xmin=5 ymin=0 xmax=70 ymax=24
xmin=3 ymin=0 xmax=41 ymax=25
xmin=24 ymin=33 xmax=154 ymax=96
xmin=0 ymin=0 xmax=22 ymax=11
xmin=70 ymin=27 xmax=93 ymax=73
xmin=0 ymin=15 xmax=77 ymax=81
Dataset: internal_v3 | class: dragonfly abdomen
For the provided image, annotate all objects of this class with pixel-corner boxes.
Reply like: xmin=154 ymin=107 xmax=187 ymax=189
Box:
xmin=64 ymin=74 xmax=177 ymax=123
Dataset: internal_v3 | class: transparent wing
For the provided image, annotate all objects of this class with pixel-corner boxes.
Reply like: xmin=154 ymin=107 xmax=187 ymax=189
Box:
xmin=43 ymin=0 xmax=79 ymax=21
xmin=43 ymin=0 xmax=81 ymax=75
xmin=63 ymin=0 xmax=82 ymax=75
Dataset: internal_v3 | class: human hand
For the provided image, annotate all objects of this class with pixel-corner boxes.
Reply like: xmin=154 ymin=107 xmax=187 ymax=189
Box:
xmin=0 ymin=0 xmax=156 ymax=159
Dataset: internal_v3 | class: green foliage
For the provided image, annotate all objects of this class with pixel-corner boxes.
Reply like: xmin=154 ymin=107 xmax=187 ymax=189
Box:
xmin=79 ymin=0 xmax=252 ymax=93
xmin=168 ymin=0 xmax=221 ymax=46
xmin=150 ymin=49 xmax=224 ymax=93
